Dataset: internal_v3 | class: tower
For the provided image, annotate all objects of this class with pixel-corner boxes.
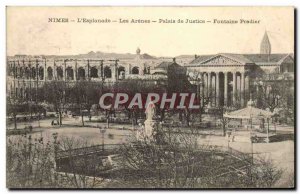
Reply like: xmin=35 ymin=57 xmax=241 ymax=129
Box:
xmin=136 ymin=47 xmax=141 ymax=55
xmin=260 ymin=31 xmax=271 ymax=55
xmin=135 ymin=47 xmax=141 ymax=61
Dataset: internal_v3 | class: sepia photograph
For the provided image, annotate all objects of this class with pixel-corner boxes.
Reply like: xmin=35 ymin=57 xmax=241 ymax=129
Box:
xmin=6 ymin=6 xmax=295 ymax=189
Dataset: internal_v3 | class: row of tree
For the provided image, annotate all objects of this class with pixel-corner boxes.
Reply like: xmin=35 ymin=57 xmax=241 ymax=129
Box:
xmin=7 ymin=72 xmax=295 ymax=130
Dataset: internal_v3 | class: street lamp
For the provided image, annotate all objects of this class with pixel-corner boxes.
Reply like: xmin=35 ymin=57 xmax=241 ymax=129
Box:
xmin=99 ymin=125 xmax=107 ymax=151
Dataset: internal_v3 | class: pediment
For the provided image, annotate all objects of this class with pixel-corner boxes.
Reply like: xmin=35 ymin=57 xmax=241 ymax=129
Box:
xmin=281 ymin=55 xmax=294 ymax=64
xmin=201 ymin=55 xmax=243 ymax=66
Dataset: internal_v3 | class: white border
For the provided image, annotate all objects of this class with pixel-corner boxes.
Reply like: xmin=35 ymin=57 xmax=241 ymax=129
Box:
xmin=0 ymin=1 xmax=298 ymax=194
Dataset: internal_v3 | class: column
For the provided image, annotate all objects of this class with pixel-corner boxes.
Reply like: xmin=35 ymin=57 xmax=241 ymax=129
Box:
xmin=13 ymin=61 xmax=16 ymax=79
xmin=111 ymin=64 xmax=116 ymax=81
xmin=139 ymin=64 xmax=143 ymax=75
xmin=44 ymin=60 xmax=47 ymax=81
xmin=216 ymin=72 xmax=220 ymax=107
xmin=128 ymin=64 xmax=132 ymax=75
xmin=75 ymin=60 xmax=78 ymax=81
xmin=207 ymin=72 xmax=211 ymax=97
xmin=85 ymin=65 xmax=89 ymax=80
xmin=224 ymin=72 xmax=228 ymax=106
xmin=98 ymin=61 xmax=102 ymax=78
xmin=87 ymin=60 xmax=90 ymax=80
xmin=233 ymin=72 xmax=237 ymax=105
xmin=245 ymin=75 xmax=250 ymax=101
xmin=63 ymin=61 xmax=66 ymax=82
xmin=200 ymin=73 xmax=204 ymax=107
xmin=115 ymin=63 xmax=118 ymax=80
xmin=53 ymin=62 xmax=57 ymax=80
xmin=203 ymin=73 xmax=207 ymax=97
xmin=35 ymin=61 xmax=39 ymax=81
xmin=241 ymin=72 xmax=245 ymax=107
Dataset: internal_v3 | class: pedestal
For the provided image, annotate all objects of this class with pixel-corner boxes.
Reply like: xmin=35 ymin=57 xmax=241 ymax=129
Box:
xmin=144 ymin=119 xmax=157 ymax=138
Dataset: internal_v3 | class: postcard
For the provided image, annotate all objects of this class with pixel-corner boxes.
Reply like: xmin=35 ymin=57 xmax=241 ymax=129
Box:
xmin=6 ymin=6 xmax=295 ymax=189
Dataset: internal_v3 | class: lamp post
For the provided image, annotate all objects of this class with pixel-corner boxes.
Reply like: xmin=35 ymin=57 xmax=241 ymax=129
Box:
xmin=99 ymin=126 xmax=107 ymax=151
xmin=266 ymin=118 xmax=270 ymax=143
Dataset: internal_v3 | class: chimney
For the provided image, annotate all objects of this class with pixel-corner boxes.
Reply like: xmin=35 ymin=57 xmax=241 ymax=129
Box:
xmin=173 ymin=58 xmax=176 ymax=63
xmin=195 ymin=54 xmax=198 ymax=59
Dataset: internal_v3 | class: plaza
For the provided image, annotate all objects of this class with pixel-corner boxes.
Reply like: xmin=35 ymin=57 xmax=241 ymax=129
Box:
xmin=6 ymin=31 xmax=295 ymax=188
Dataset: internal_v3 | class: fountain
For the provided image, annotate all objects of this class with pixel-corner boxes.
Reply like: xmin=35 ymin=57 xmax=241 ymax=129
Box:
xmin=136 ymin=100 xmax=157 ymax=140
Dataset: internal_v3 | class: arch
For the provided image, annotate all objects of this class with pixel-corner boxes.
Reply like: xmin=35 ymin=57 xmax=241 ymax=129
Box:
xmin=10 ymin=85 xmax=13 ymax=97
xmin=19 ymin=67 xmax=24 ymax=78
xmin=118 ymin=66 xmax=125 ymax=79
xmin=39 ymin=66 xmax=44 ymax=80
xmin=15 ymin=87 xmax=18 ymax=98
xmin=104 ymin=66 xmax=112 ymax=78
xmin=25 ymin=67 xmax=30 ymax=79
xmin=118 ymin=66 xmax=125 ymax=75
xmin=131 ymin=66 xmax=139 ymax=74
xmin=16 ymin=66 xmax=20 ymax=78
xmin=78 ymin=67 xmax=86 ymax=80
xmin=24 ymin=88 xmax=29 ymax=100
xmin=47 ymin=67 xmax=53 ymax=80
xmin=31 ymin=67 xmax=36 ymax=79
xmin=90 ymin=66 xmax=98 ymax=78
xmin=20 ymin=88 xmax=23 ymax=98
xmin=66 ymin=67 xmax=74 ymax=80
xmin=56 ymin=67 xmax=63 ymax=80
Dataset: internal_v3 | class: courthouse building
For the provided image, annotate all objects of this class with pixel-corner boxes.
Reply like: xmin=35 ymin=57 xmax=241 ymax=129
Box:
xmin=185 ymin=32 xmax=294 ymax=108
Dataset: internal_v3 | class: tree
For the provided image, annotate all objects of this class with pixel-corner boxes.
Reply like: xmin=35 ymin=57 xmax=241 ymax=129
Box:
xmin=43 ymin=81 xmax=67 ymax=126
xmin=71 ymin=81 xmax=102 ymax=126
xmin=6 ymin=134 xmax=106 ymax=188
xmin=7 ymin=97 xmax=19 ymax=130
xmin=116 ymin=124 xmax=283 ymax=188
xmin=7 ymin=134 xmax=56 ymax=188
xmin=254 ymin=78 xmax=294 ymax=124
xmin=56 ymin=136 xmax=106 ymax=188
xmin=117 ymin=125 xmax=203 ymax=188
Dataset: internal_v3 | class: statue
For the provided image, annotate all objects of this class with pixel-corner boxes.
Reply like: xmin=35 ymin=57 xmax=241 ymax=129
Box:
xmin=136 ymin=100 xmax=157 ymax=141
xmin=145 ymin=100 xmax=156 ymax=121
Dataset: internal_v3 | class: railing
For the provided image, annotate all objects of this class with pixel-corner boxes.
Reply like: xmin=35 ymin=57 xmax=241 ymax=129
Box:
xmin=56 ymin=144 xmax=121 ymax=159
xmin=125 ymin=74 xmax=167 ymax=80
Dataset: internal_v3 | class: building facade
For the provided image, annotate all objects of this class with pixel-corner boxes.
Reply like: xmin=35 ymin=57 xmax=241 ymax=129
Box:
xmin=185 ymin=32 xmax=294 ymax=108
xmin=7 ymin=32 xmax=294 ymax=109
xmin=6 ymin=48 xmax=170 ymax=100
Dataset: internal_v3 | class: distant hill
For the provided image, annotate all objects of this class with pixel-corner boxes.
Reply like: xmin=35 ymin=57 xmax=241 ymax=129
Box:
xmin=11 ymin=51 xmax=157 ymax=60
xmin=175 ymin=55 xmax=196 ymax=59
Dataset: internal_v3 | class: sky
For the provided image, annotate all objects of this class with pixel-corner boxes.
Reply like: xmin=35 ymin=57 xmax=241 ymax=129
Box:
xmin=6 ymin=6 xmax=294 ymax=57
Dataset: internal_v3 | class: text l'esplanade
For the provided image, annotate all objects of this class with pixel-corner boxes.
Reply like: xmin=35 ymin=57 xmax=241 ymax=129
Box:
xmin=48 ymin=17 xmax=260 ymax=24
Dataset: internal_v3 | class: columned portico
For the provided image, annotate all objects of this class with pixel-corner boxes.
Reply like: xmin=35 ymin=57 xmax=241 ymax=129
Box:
xmin=187 ymin=54 xmax=257 ymax=109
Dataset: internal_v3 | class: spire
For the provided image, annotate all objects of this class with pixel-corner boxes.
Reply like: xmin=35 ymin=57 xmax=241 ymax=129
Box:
xmin=260 ymin=31 xmax=271 ymax=55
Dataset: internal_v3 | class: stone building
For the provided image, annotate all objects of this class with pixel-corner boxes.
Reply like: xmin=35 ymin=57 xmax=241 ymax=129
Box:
xmin=6 ymin=48 xmax=168 ymax=100
xmin=185 ymin=32 xmax=294 ymax=108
